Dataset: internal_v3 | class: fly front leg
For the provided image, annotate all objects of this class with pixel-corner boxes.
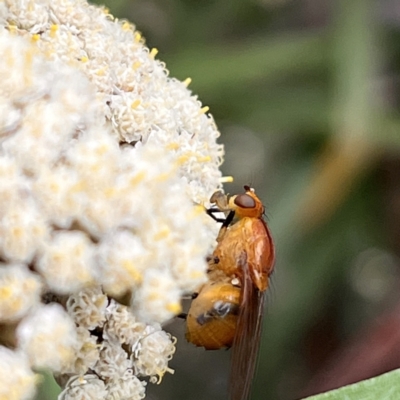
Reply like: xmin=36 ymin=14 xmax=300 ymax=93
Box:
xmin=177 ymin=292 xmax=199 ymax=320
xmin=206 ymin=255 xmax=220 ymax=265
xmin=206 ymin=207 xmax=227 ymax=224
xmin=215 ymin=210 xmax=235 ymax=242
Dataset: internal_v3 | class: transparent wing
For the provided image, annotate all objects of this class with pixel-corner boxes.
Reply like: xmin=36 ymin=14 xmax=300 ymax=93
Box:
xmin=229 ymin=254 xmax=266 ymax=400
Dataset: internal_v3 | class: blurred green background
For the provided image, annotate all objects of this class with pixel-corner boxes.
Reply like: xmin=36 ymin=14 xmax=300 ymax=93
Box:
xmin=41 ymin=0 xmax=400 ymax=399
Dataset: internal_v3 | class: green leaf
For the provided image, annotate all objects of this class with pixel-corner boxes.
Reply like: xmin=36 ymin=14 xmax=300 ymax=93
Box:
xmin=303 ymin=369 xmax=400 ymax=400
xmin=34 ymin=371 xmax=61 ymax=400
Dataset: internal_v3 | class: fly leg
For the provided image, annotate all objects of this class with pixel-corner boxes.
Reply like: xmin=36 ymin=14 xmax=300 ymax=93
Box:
xmin=206 ymin=206 xmax=235 ymax=243
xmin=206 ymin=208 xmax=235 ymax=226
xmin=206 ymin=255 xmax=220 ymax=265
xmin=206 ymin=207 xmax=227 ymax=224
xmin=178 ymin=292 xmax=199 ymax=320
xmin=215 ymin=210 xmax=235 ymax=242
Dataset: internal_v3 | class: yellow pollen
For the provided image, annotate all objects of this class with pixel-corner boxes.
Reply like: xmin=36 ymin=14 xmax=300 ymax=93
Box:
xmin=122 ymin=22 xmax=131 ymax=31
xmin=150 ymin=48 xmax=158 ymax=59
xmin=12 ymin=227 xmax=23 ymax=239
xmin=121 ymin=260 xmax=143 ymax=283
xmin=80 ymin=56 xmax=89 ymax=63
xmin=192 ymin=204 xmax=206 ymax=216
xmin=166 ymin=142 xmax=180 ymax=150
xmin=96 ymin=68 xmax=106 ymax=76
xmin=200 ymin=106 xmax=209 ymax=114
xmin=154 ymin=228 xmax=170 ymax=241
xmin=147 ymin=293 xmax=159 ymax=301
xmin=131 ymin=99 xmax=141 ymax=109
xmin=220 ymin=176 xmax=234 ymax=183
xmin=31 ymin=34 xmax=40 ymax=42
xmin=104 ymin=187 xmax=115 ymax=198
xmin=82 ymin=342 xmax=97 ymax=352
xmin=49 ymin=181 xmax=60 ymax=192
xmin=183 ymin=78 xmax=192 ymax=87
xmin=8 ymin=25 xmax=17 ymax=34
xmin=156 ymin=366 xmax=173 ymax=384
xmin=156 ymin=172 xmax=173 ymax=182
xmin=71 ymin=181 xmax=85 ymax=192
xmin=167 ymin=302 xmax=182 ymax=314
xmin=132 ymin=61 xmax=141 ymax=70
xmin=129 ymin=170 xmax=146 ymax=186
xmin=0 ymin=287 xmax=12 ymax=299
xmin=134 ymin=32 xmax=142 ymax=43
xmin=197 ymin=155 xmax=211 ymax=163
xmin=177 ymin=155 xmax=189 ymax=164
xmin=50 ymin=24 xmax=58 ymax=37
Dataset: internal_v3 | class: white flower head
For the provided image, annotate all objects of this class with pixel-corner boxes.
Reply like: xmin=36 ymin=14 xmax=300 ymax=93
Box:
xmin=132 ymin=324 xmax=176 ymax=384
xmin=103 ymin=299 xmax=147 ymax=346
xmin=0 ymin=346 xmax=38 ymax=400
xmin=131 ymin=268 xmax=183 ymax=323
xmin=105 ymin=371 xmax=146 ymax=400
xmin=0 ymin=264 xmax=43 ymax=322
xmin=93 ymin=340 xmax=133 ymax=380
xmin=59 ymin=375 xmax=108 ymax=400
xmin=0 ymin=0 xmax=226 ymax=396
xmin=0 ymin=194 xmax=49 ymax=263
xmin=16 ymin=303 xmax=78 ymax=372
xmin=67 ymin=326 xmax=100 ymax=376
xmin=36 ymin=231 xmax=96 ymax=294
xmin=96 ymin=231 xmax=149 ymax=297
xmin=66 ymin=285 xmax=108 ymax=330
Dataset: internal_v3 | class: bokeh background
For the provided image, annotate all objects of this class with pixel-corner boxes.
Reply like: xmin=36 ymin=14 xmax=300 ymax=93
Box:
xmin=39 ymin=0 xmax=400 ymax=399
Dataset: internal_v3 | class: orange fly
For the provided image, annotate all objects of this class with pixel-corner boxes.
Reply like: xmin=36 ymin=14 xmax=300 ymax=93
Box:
xmin=185 ymin=185 xmax=275 ymax=400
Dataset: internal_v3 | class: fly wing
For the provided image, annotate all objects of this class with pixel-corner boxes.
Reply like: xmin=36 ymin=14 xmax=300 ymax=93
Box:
xmin=244 ymin=218 xmax=275 ymax=291
xmin=229 ymin=253 xmax=266 ymax=400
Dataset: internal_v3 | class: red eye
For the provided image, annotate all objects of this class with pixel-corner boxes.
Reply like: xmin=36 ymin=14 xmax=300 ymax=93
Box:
xmin=234 ymin=194 xmax=256 ymax=209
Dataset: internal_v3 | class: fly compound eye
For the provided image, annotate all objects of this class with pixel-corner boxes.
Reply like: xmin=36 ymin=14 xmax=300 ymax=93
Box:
xmin=234 ymin=193 xmax=256 ymax=209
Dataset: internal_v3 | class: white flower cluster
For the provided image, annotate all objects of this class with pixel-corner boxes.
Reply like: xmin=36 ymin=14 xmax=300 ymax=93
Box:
xmin=58 ymin=291 xmax=175 ymax=399
xmin=0 ymin=0 xmax=225 ymax=398
xmin=0 ymin=347 xmax=37 ymax=400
